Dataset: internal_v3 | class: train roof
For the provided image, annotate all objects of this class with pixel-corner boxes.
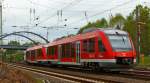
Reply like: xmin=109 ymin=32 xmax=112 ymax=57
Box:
xmin=82 ymin=27 xmax=127 ymax=34
xmin=26 ymin=44 xmax=44 ymax=51
xmin=99 ymin=28 xmax=128 ymax=35
xmin=45 ymin=28 xmax=128 ymax=47
xmin=45 ymin=31 xmax=99 ymax=47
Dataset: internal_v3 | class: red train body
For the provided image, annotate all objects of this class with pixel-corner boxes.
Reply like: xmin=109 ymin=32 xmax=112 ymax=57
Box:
xmin=25 ymin=28 xmax=136 ymax=70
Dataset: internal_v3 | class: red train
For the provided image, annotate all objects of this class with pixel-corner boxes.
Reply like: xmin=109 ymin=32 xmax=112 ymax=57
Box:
xmin=25 ymin=28 xmax=136 ymax=71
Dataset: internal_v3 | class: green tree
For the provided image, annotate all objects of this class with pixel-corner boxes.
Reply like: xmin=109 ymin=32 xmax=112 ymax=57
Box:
xmin=95 ymin=18 xmax=108 ymax=28
xmin=78 ymin=18 xmax=108 ymax=34
xmin=22 ymin=42 xmax=35 ymax=46
xmin=124 ymin=5 xmax=150 ymax=55
xmin=8 ymin=41 xmax=20 ymax=45
xmin=77 ymin=22 xmax=94 ymax=34
xmin=109 ymin=13 xmax=125 ymax=27
xmin=6 ymin=41 xmax=20 ymax=54
xmin=5 ymin=41 xmax=24 ymax=62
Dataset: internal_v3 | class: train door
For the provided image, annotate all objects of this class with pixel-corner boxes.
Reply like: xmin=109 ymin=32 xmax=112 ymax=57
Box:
xmin=76 ymin=41 xmax=80 ymax=63
xmin=98 ymin=37 xmax=106 ymax=57
xmin=58 ymin=45 xmax=62 ymax=62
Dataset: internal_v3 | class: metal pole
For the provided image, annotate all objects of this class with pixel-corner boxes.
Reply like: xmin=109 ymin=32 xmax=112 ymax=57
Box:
xmin=0 ymin=2 xmax=2 ymax=45
xmin=84 ymin=11 xmax=89 ymax=23
xmin=136 ymin=6 xmax=140 ymax=64
xmin=47 ymin=28 xmax=49 ymax=40
xmin=138 ymin=24 xmax=141 ymax=64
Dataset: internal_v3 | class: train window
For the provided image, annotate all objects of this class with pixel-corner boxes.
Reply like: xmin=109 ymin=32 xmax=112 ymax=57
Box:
xmin=26 ymin=51 xmax=29 ymax=56
xmin=83 ymin=38 xmax=95 ymax=53
xmin=83 ymin=40 xmax=88 ymax=52
xmin=89 ymin=38 xmax=95 ymax=52
xmin=62 ymin=44 xmax=66 ymax=58
xmin=26 ymin=51 xmax=30 ymax=58
xmin=51 ymin=47 xmax=55 ymax=55
xmin=47 ymin=47 xmax=50 ymax=55
xmin=61 ymin=43 xmax=75 ymax=58
xmin=66 ymin=44 xmax=69 ymax=57
xmin=47 ymin=46 xmax=56 ymax=56
xmin=31 ymin=50 xmax=35 ymax=55
xmin=31 ymin=50 xmax=36 ymax=58
xmin=37 ymin=49 xmax=42 ymax=56
xmin=46 ymin=47 xmax=49 ymax=55
xmin=71 ymin=43 xmax=75 ymax=57
xmin=98 ymin=37 xmax=106 ymax=52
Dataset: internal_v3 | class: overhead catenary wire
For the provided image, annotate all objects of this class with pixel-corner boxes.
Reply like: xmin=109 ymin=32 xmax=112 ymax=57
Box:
xmin=4 ymin=0 xmax=138 ymax=32
xmin=26 ymin=0 xmax=56 ymax=9
xmin=67 ymin=0 xmax=136 ymax=26
xmin=28 ymin=0 xmax=73 ymax=23
xmin=49 ymin=1 xmax=135 ymax=29
xmin=36 ymin=0 xmax=83 ymax=26
xmin=27 ymin=0 xmax=69 ymax=8
xmin=26 ymin=0 xmax=57 ymax=25
xmin=56 ymin=0 xmax=114 ymax=25
xmin=3 ymin=6 xmax=30 ymax=10
xmin=59 ymin=1 xmax=137 ymax=31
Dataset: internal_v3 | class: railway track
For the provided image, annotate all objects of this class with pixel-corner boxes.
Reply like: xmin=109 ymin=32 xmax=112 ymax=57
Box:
xmin=121 ymin=69 xmax=150 ymax=80
xmin=6 ymin=63 xmax=150 ymax=83
xmin=62 ymin=65 xmax=150 ymax=81
xmin=7 ymin=63 xmax=121 ymax=83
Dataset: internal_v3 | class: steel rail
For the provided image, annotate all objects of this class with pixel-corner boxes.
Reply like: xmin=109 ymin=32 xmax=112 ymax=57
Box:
xmin=7 ymin=64 xmax=110 ymax=83
xmin=7 ymin=63 xmax=122 ymax=83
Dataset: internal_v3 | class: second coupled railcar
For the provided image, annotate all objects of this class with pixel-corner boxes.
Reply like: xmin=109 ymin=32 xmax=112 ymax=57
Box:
xmin=25 ymin=28 xmax=136 ymax=70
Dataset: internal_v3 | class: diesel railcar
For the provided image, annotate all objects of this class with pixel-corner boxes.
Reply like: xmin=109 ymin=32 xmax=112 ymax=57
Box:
xmin=25 ymin=28 xmax=136 ymax=70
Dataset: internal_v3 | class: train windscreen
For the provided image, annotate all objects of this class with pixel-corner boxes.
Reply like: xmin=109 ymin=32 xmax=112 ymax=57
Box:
xmin=108 ymin=35 xmax=132 ymax=52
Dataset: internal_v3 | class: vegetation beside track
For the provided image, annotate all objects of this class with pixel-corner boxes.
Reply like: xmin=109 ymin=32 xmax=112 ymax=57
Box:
xmin=136 ymin=56 xmax=150 ymax=69
xmin=0 ymin=62 xmax=38 ymax=83
xmin=35 ymin=79 xmax=44 ymax=83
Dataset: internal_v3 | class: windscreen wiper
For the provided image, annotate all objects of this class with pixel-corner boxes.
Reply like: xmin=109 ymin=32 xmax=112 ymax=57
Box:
xmin=115 ymin=32 xmax=125 ymax=44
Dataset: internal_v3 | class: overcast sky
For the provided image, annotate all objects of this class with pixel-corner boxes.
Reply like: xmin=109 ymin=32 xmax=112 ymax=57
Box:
xmin=1 ymin=0 xmax=150 ymax=43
